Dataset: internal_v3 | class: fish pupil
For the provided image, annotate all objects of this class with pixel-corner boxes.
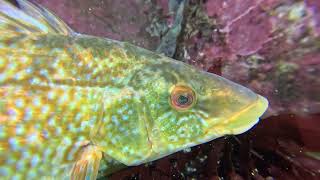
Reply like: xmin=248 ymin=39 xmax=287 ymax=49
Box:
xmin=178 ymin=95 xmax=189 ymax=105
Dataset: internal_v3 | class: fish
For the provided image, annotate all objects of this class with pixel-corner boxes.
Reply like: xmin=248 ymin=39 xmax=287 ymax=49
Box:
xmin=0 ymin=0 xmax=268 ymax=179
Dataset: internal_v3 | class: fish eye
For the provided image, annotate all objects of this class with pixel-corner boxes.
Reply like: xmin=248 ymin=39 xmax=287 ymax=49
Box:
xmin=170 ymin=85 xmax=196 ymax=111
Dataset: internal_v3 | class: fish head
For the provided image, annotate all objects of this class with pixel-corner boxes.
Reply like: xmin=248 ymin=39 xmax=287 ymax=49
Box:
xmin=91 ymin=43 xmax=268 ymax=166
xmin=129 ymin=56 xmax=268 ymax=163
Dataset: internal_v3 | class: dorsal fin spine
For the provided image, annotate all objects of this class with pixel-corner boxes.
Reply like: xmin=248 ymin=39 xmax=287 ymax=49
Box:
xmin=0 ymin=0 xmax=73 ymax=35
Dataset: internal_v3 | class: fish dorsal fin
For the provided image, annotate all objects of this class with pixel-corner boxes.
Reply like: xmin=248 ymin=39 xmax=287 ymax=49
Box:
xmin=0 ymin=0 xmax=74 ymax=35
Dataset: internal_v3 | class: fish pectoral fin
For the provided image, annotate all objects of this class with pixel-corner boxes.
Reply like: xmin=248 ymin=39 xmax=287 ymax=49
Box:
xmin=70 ymin=145 xmax=102 ymax=180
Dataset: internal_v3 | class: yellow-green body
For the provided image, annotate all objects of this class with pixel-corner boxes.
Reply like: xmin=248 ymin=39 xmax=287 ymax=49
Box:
xmin=0 ymin=33 xmax=143 ymax=178
xmin=0 ymin=0 xmax=268 ymax=179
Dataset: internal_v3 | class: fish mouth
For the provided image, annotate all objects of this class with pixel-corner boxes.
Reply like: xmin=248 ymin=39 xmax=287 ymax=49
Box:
xmin=222 ymin=95 xmax=269 ymax=134
xmin=200 ymin=95 xmax=269 ymax=143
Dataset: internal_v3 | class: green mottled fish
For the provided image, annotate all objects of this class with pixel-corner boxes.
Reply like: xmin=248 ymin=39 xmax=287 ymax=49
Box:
xmin=0 ymin=0 xmax=268 ymax=179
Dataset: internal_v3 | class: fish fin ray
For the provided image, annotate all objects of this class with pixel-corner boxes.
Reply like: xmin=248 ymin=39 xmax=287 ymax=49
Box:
xmin=70 ymin=145 xmax=102 ymax=180
xmin=0 ymin=0 xmax=74 ymax=35
xmin=15 ymin=0 xmax=74 ymax=35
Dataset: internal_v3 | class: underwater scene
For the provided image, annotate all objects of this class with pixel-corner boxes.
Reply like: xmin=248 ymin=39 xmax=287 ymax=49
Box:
xmin=0 ymin=0 xmax=319 ymax=179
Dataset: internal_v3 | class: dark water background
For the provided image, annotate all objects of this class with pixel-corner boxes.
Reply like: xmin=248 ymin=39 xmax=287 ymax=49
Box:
xmin=19 ymin=0 xmax=320 ymax=179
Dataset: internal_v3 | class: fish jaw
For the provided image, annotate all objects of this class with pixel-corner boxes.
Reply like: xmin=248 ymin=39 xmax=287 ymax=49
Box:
xmin=199 ymin=94 xmax=269 ymax=144
xmin=190 ymin=71 xmax=269 ymax=144
xmin=218 ymin=94 xmax=268 ymax=134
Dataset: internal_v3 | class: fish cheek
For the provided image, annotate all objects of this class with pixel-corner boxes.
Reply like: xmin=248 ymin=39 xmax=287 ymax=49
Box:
xmin=148 ymin=111 xmax=205 ymax=156
xmin=91 ymin=89 xmax=152 ymax=166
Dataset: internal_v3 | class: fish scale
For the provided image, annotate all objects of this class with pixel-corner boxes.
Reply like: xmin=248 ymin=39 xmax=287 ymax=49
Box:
xmin=0 ymin=0 xmax=268 ymax=179
xmin=0 ymin=32 xmax=128 ymax=179
xmin=0 ymin=85 xmax=103 ymax=175
xmin=0 ymin=17 xmax=155 ymax=179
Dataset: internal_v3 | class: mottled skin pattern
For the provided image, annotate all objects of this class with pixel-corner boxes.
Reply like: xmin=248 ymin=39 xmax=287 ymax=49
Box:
xmin=0 ymin=0 xmax=268 ymax=179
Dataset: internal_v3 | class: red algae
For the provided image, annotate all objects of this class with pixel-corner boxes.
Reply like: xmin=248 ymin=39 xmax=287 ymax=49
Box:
xmin=226 ymin=6 xmax=271 ymax=56
xmin=305 ymin=0 xmax=320 ymax=36
xmin=30 ymin=0 xmax=162 ymax=49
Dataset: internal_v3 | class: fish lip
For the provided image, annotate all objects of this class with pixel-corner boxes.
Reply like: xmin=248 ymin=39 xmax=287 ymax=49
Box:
xmin=224 ymin=94 xmax=269 ymax=134
xmin=199 ymin=95 xmax=269 ymax=144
